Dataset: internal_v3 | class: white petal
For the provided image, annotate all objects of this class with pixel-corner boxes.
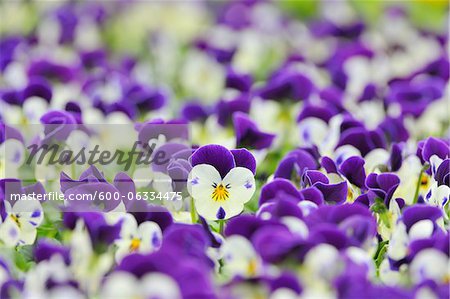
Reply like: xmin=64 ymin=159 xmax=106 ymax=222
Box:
xmin=298 ymin=118 xmax=328 ymax=148
xmin=387 ymin=222 xmax=409 ymax=260
xmin=188 ymin=164 xmax=221 ymax=202
xmin=220 ymin=236 xmax=261 ymax=278
xmin=222 ymin=167 xmax=256 ymax=205
xmin=118 ymin=214 xmax=138 ymax=240
xmin=364 ymin=148 xmax=390 ymax=173
xmin=13 ymin=200 xmax=44 ymax=227
xmin=194 ymin=198 xmax=225 ymax=221
xmin=48 ymin=287 xmax=85 ymax=299
xmin=18 ymin=221 xmax=38 ymax=245
xmin=100 ymin=272 xmax=140 ymax=298
xmin=0 ymin=217 xmax=20 ymax=246
xmin=304 ymin=244 xmax=341 ymax=281
xmin=297 ymin=201 xmax=318 ymax=216
xmin=409 ymin=220 xmax=434 ymax=240
xmin=138 ymin=221 xmax=162 ymax=251
xmin=1 ymin=139 xmax=25 ymax=166
xmin=133 ymin=167 xmax=153 ymax=188
xmin=281 ymin=217 xmax=309 ymax=238
xmin=23 ymin=97 xmax=48 ymax=123
xmin=152 ymin=171 xmax=173 ymax=193
xmin=410 ymin=249 xmax=449 ymax=284
xmin=141 ymin=273 xmax=182 ymax=299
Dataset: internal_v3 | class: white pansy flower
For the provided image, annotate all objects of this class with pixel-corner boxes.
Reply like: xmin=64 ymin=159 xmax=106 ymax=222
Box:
xmin=188 ymin=164 xmax=255 ymax=220
xmin=0 ymin=215 xmax=20 ymax=247
xmin=180 ymin=51 xmax=225 ymax=103
xmin=114 ymin=214 xmax=162 ymax=262
xmin=220 ymin=235 xmax=262 ymax=279
xmin=4 ymin=199 xmax=43 ymax=245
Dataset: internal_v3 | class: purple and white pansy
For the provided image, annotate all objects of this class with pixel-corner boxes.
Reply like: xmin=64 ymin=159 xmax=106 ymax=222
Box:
xmin=0 ymin=1 xmax=449 ymax=299
xmin=188 ymin=145 xmax=256 ymax=220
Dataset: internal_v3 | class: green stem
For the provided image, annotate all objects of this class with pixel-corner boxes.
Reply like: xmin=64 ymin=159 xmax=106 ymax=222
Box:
xmin=219 ymin=220 xmax=224 ymax=235
xmin=412 ymin=163 xmax=430 ymax=204
xmin=190 ymin=197 xmax=197 ymax=223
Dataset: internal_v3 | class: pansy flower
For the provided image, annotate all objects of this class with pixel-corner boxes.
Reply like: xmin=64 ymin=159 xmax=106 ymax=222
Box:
xmin=220 ymin=235 xmax=262 ymax=279
xmin=188 ymin=145 xmax=256 ymax=220
xmin=114 ymin=214 xmax=162 ymax=262
xmin=0 ymin=179 xmax=44 ymax=246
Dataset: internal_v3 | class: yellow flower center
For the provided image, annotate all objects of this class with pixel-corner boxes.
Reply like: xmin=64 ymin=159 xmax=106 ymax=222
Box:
xmin=247 ymin=259 xmax=258 ymax=276
xmin=420 ymin=174 xmax=430 ymax=190
xmin=10 ymin=214 xmax=21 ymax=228
xmin=130 ymin=238 xmax=141 ymax=251
xmin=212 ymin=183 xmax=230 ymax=202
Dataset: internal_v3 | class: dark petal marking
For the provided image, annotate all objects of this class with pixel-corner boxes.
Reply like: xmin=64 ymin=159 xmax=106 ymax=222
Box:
xmin=216 ymin=207 xmax=226 ymax=220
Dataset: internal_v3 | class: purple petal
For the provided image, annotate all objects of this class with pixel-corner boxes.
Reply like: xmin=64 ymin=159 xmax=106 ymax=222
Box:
xmin=230 ymin=148 xmax=256 ymax=174
xmin=191 ymin=145 xmax=235 ymax=179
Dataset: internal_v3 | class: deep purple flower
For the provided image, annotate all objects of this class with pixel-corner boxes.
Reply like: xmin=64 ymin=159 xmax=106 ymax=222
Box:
xmin=267 ymin=271 xmax=303 ymax=295
xmin=125 ymin=85 xmax=167 ymax=112
xmin=136 ymin=119 xmax=189 ymax=150
xmin=434 ymin=159 xmax=449 ymax=187
xmin=303 ymin=170 xmax=348 ymax=204
xmin=181 ymin=101 xmax=211 ymax=122
xmin=252 ymin=225 xmax=303 ymax=263
xmin=63 ymin=211 xmax=122 ymax=249
xmin=225 ymin=67 xmax=252 ymax=92
xmin=325 ymin=41 xmax=373 ymax=90
xmin=190 ymin=144 xmax=256 ymax=178
xmin=28 ymin=60 xmax=75 ymax=83
xmin=421 ymin=137 xmax=449 ymax=162
xmin=259 ymin=178 xmax=303 ymax=206
xmin=386 ymin=78 xmax=445 ymax=118
xmin=389 ymin=143 xmax=403 ymax=172
xmin=378 ymin=117 xmax=409 ymax=143
xmin=54 ymin=4 xmax=78 ymax=44
xmin=339 ymin=156 xmax=367 ymax=189
xmin=417 ymin=56 xmax=449 ymax=81
xmin=337 ymin=127 xmax=386 ymax=156
xmin=233 ymin=112 xmax=275 ymax=150
xmin=60 ymin=166 xmax=124 ymax=212
xmin=257 ymin=197 xmax=304 ymax=220
xmin=297 ymin=104 xmax=338 ymax=123
xmin=22 ymin=77 xmax=53 ymax=103
xmin=305 ymin=203 xmax=377 ymax=247
xmin=40 ymin=110 xmax=78 ymax=143
xmin=274 ymin=149 xmax=318 ymax=181
xmin=194 ymin=39 xmax=236 ymax=64
xmin=310 ymin=19 xmax=365 ymax=39
xmin=0 ymin=36 xmax=22 ymax=71
xmin=224 ymin=214 xmax=284 ymax=240
xmin=359 ymin=83 xmax=378 ymax=102
xmin=79 ymin=49 xmax=108 ymax=70
xmin=130 ymin=204 xmax=173 ymax=232
xmin=258 ymin=68 xmax=314 ymax=102
xmin=401 ymin=205 xmax=443 ymax=234
xmin=215 ymin=93 xmax=251 ymax=127
xmin=34 ymin=239 xmax=71 ymax=264
xmin=365 ymin=173 xmax=400 ymax=205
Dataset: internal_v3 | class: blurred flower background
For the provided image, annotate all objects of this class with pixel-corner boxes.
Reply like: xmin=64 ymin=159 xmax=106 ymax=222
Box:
xmin=0 ymin=1 xmax=449 ymax=299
